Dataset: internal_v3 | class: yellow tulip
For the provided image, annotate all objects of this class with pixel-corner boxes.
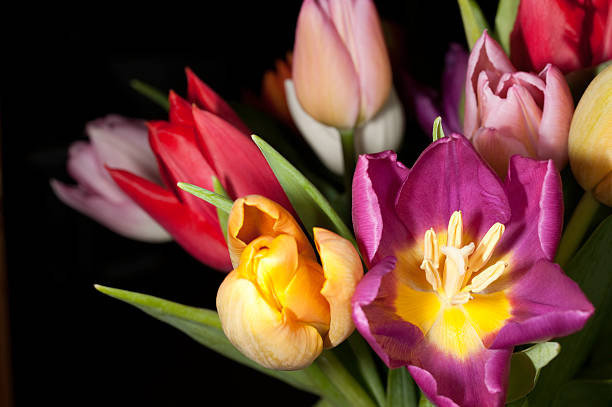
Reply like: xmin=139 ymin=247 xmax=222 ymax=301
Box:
xmin=569 ymin=64 xmax=612 ymax=206
xmin=217 ymin=195 xmax=363 ymax=370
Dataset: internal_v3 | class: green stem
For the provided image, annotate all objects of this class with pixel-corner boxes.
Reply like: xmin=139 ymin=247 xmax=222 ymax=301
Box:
xmin=316 ymin=351 xmax=377 ymax=407
xmin=304 ymin=362 xmax=350 ymax=407
xmin=555 ymin=190 xmax=601 ymax=267
xmin=129 ymin=79 xmax=170 ymax=111
xmin=348 ymin=335 xmax=386 ymax=407
xmin=418 ymin=392 xmax=436 ymax=407
xmin=340 ymin=128 xmax=356 ymax=195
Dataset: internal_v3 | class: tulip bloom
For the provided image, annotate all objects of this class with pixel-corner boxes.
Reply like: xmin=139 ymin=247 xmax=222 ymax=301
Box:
xmin=569 ymin=64 xmax=612 ymax=206
xmin=217 ymin=195 xmax=362 ymax=370
xmin=351 ymin=135 xmax=593 ymax=407
xmin=511 ymin=0 xmax=612 ymax=74
xmin=465 ymin=32 xmax=574 ymax=177
xmin=292 ymin=0 xmax=392 ymax=129
xmin=50 ymin=115 xmax=171 ymax=242
xmin=108 ymin=69 xmax=292 ymax=270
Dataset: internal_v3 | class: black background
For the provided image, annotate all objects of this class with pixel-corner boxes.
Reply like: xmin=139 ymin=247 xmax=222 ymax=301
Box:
xmin=1 ymin=2 xmax=497 ymax=405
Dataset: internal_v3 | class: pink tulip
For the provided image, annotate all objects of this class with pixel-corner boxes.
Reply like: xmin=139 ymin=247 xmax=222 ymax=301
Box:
xmin=464 ymin=32 xmax=574 ymax=177
xmin=50 ymin=115 xmax=171 ymax=242
xmin=292 ymin=0 xmax=392 ymax=129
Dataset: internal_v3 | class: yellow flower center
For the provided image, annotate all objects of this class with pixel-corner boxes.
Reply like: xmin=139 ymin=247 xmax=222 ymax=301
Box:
xmin=420 ymin=211 xmax=506 ymax=306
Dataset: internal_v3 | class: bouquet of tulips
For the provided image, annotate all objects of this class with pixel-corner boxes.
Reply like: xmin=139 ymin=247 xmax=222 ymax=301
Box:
xmin=50 ymin=0 xmax=612 ymax=406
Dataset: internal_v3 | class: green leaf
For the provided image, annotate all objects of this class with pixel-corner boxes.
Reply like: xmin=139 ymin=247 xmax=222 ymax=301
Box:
xmin=528 ymin=215 xmax=612 ymax=406
xmin=129 ymin=79 xmax=170 ymax=111
xmin=386 ymin=368 xmax=417 ymax=407
xmin=212 ymin=176 xmax=230 ymax=242
xmin=418 ymin=392 xmax=436 ymax=407
xmin=432 ymin=117 xmax=445 ymax=142
xmin=177 ymin=182 xmax=233 ymax=213
xmin=252 ymin=135 xmax=356 ymax=247
xmin=94 ymin=285 xmax=318 ymax=394
xmin=506 ymin=342 xmax=560 ymax=402
xmin=313 ymin=399 xmax=335 ymax=407
xmin=494 ymin=0 xmax=520 ymax=54
xmin=348 ymin=335 xmax=386 ymax=407
xmin=552 ymin=380 xmax=612 ymax=406
xmin=457 ymin=0 xmax=490 ymax=49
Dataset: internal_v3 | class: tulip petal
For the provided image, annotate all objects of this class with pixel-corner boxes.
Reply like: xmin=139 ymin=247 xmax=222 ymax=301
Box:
xmin=537 ymin=65 xmax=573 ymax=170
xmin=50 ymin=179 xmax=171 ymax=243
xmin=227 ymin=195 xmax=314 ymax=268
xmin=465 ymin=31 xmax=515 ymax=139
xmin=168 ymin=90 xmax=195 ymax=126
xmin=217 ymin=271 xmax=323 ymax=370
xmin=396 ymin=134 xmax=510 ymax=246
xmin=191 ymin=107 xmax=292 ymax=210
xmin=354 ymin=88 xmax=405 ymax=157
xmin=472 ymin=127 xmax=530 ymax=178
xmin=314 ymin=228 xmax=363 ymax=347
xmin=408 ymin=347 xmax=511 ymax=407
xmin=108 ymin=168 xmax=231 ymax=271
xmin=148 ymin=121 xmax=218 ymax=221
xmin=87 ymin=115 xmax=161 ymax=184
xmin=352 ymin=256 xmax=425 ymax=368
xmin=495 ymin=156 xmax=562 ymax=280
xmin=285 ymin=80 xmax=344 ymax=175
xmin=325 ymin=0 xmax=391 ymax=121
xmin=292 ymin=0 xmax=360 ymax=128
xmin=490 ymin=260 xmax=594 ymax=349
xmin=185 ymin=67 xmax=250 ymax=135
xmin=352 ymin=150 xmax=410 ymax=266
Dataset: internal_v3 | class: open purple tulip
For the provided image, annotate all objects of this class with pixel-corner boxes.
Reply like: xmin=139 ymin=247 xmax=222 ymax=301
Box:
xmin=351 ymin=134 xmax=593 ymax=407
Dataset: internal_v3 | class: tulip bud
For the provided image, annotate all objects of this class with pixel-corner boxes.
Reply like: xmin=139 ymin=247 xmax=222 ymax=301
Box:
xmin=569 ymin=64 xmax=612 ymax=206
xmin=217 ymin=195 xmax=362 ymax=370
xmin=292 ymin=0 xmax=392 ymax=129
xmin=50 ymin=115 xmax=171 ymax=242
xmin=465 ymin=32 xmax=574 ymax=177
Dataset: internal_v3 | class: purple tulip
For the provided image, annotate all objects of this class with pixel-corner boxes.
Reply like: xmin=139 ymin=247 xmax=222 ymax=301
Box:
xmin=351 ymin=134 xmax=593 ymax=407
xmin=465 ymin=32 xmax=574 ymax=178
xmin=50 ymin=115 xmax=171 ymax=242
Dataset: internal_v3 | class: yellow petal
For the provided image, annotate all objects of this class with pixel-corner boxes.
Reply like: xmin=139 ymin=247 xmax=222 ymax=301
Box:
xmin=569 ymin=64 xmax=612 ymax=205
xmin=314 ymin=227 xmax=363 ymax=348
xmin=217 ymin=271 xmax=323 ymax=370
xmin=227 ymin=195 xmax=315 ymax=267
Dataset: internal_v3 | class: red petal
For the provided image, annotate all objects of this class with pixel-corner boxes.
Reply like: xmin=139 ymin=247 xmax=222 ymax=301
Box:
xmin=191 ymin=106 xmax=293 ymax=213
xmin=185 ymin=67 xmax=250 ymax=134
xmin=108 ymin=167 xmax=231 ymax=271
xmin=168 ymin=90 xmax=195 ymax=126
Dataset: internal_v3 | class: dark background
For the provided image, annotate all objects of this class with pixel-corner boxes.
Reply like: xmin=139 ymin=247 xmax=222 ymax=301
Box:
xmin=0 ymin=2 xmax=497 ymax=405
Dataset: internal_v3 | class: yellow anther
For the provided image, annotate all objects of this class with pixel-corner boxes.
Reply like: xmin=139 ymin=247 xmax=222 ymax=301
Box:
xmin=468 ymin=223 xmax=505 ymax=272
xmin=464 ymin=261 xmax=507 ymax=293
xmin=423 ymin=228 xmax=440 ymax=269
xmin=440 ymin=243 xmax=474 ymax=298
xmin=420 ymin=259 xmax=442 ymax=291
xmin=447 ymin=211 xmax=463 ymax=248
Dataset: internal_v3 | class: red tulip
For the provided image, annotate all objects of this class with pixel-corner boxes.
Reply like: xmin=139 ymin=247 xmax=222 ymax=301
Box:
xmin=108 ymin=69 xmax=293 ymax=271
xmin=511 ymin=0 xmax=612 ymax=73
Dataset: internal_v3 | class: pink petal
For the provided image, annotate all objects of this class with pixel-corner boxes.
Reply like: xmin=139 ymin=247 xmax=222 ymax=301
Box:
xmin=325 ymin=0 xmax=391 ymax=121
xmin=465 ymin=31 xmax=515 ymax=139
xmin=292 ymin=0 xmax=360 ymax=128
xmin=537 ymin=64 xmax=573 ymax=170
xmin=472 ymin=127 xmax=531 ymax=178
xmin=50 ymin=179 xmax=170 ymax=243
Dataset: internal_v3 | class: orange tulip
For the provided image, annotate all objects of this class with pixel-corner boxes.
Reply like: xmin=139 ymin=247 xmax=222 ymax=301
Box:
xmin=217 ymin=195 xmax=362 ymax=370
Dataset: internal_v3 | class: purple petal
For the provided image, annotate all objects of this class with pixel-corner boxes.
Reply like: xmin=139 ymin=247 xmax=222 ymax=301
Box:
xmin=496 ymin=156 xmax=563 ymax=278
xmin=491 ymin=260 xmax=594 ymax=349
xmin=352 ymin=151 xmax=410 ymax=266
xmin=408 ymin=346 xmax=511 ymax=407
xmin=352 ymin=256 xmax=424 ymax=368
xmin=396 ymin=134 xmax=510 ymax=244
xmin=400 ymin=72 xmax=444 ymax=137
xmin=441 ymin=43 xmax=469 ymax=134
